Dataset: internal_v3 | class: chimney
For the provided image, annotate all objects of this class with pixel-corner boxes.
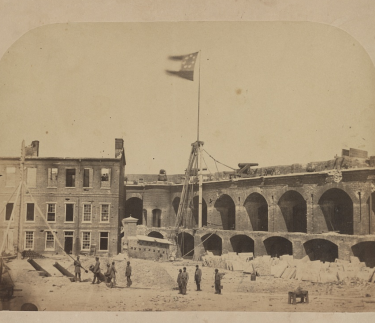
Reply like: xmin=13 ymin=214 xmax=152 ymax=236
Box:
xmin=25 ymin=140 xmax=39 ymax=157
xmin=115 ymin=138 xmax=124 ymax=158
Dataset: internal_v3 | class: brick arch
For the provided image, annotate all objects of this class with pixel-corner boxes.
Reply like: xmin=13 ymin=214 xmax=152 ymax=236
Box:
xmin=126 ymin=193 xmax=143 ymax=200
xmin=172 ymin=196 xmax=180 ymax=216
xmin=303 ymin=238 xmax=338 ymax=262
xmin=230 ymin=234 xmax=255 ymax=253
xmin=243 ymin=192 xmax=268 ymax=231
xmin=313 ymin=183 xmax=359 ymax=204
xmin=145 ymin=228 xmax=169 ymax=238
xmin=318 ymin=188 xmax=353 ymax=235
xmin=271 ymin=187 xmax=310 ymax=205
xmin=263 ymin=236 xmax=293 ymax=257
xmin=201 ymin=233 xmax=222 ymax=256
xmin=278 ymin=190 xmax=307 ymax=233
xmin=214 ymin=194 xmax=236 ymax=230
xmin=171 ymin=192 xmax=182 ymax=201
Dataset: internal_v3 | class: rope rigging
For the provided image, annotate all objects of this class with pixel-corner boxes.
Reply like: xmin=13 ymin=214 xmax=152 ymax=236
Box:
xmin=202 ymin=149 xmax=236 ymax=171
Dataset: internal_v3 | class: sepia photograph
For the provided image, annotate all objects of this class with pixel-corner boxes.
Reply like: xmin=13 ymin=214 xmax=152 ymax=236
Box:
xmin=0 ymin=1 xmax=375 ymax=322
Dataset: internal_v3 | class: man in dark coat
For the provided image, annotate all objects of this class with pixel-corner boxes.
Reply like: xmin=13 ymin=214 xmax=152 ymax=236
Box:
xmin=180 ymin=267 xmax=189 ymax=295
xmin=214 ymin=269 xmax=224 ymax=294
xmin=195 ymin=265 xmax=202 ymax=291
xmin=92 ymin=257 xmax=101 ymax=284
xmin=125 ymin=261 xmax=132 ymax=287
xmin=104 ymin=263 xmax=111 ymax=283
xmin=177 ymin=269 xmax=183 ymax=294
xmin=74 ymin=256 xmax=82 ymax=282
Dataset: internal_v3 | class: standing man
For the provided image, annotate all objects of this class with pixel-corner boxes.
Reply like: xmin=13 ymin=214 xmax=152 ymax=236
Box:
xmin=125 ymin=261 xmax=132 ymax=287
xmin=214 ymin=269 xmax=223 ymax=294
xmin=74 ymin=256 xmax=82 ymax=283
xmin=177 ymin=269 xmax=183 ymax=294
xmin=110 ymin=261 xmax=117 ymax=288
xmin=195 ymin=265 xmax=202 ymax=291
xmin=180 ymin=267 xmax=189 ymax=295
xmin=92 ymin=257 xmax=101 ymax=284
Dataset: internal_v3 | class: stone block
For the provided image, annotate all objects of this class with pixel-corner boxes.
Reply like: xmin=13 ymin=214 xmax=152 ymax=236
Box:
xmin=281 ymin=267 xmax=292 ymax=279
xmin=320 ymin=272 xmax=338 ymax=283
xmin=243 ymin=262 xmax=254 ymax=274
xmin=350 ymin=256 xmax=360 ymax=264
xmin=271 ymin=261 xmax=288 ymax=278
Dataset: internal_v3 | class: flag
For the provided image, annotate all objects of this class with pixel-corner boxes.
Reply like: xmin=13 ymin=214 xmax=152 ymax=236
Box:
xmin=166 ymin=52 xmax=199 ymax=81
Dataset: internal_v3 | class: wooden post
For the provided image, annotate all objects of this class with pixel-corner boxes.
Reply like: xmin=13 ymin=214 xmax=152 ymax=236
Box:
xmin=17 ymin=140 xmax=25 ymax=259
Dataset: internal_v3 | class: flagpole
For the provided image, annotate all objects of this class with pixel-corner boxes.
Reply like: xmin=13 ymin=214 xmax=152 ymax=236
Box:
xmin=197 ymin=50 xmax=201 ymax=142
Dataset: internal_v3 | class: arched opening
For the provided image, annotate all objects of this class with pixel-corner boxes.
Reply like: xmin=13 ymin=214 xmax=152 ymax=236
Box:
xmin=201 ymin=234 xmax=222 ymax=256
xmin=352 ymin=242 xmax=375 ymax=268
xmin=148 ymin=231 xmax=164 ymax=239
xmin=230 ymin=235 xmax=254 ymax=254
xmin=366 ymin=192 xmax=375 ymax=234
xmin=177 ymin=232 xmax=195 ymax=259
xmin=278 ymin=191 xmax=307 ymax=233
xmin=244 ymin=193 xmax=268 ymax=231
xmin=172 ymin=197 xmax=180 ymax=216
xmin=264 ymin=236 xmax=293 ymax=257
xmin=303 ymin=239 xmax=338 ymax=262
xmin=319 ymin=188 xmax=353 ymax=235
xmin=191 ymin=196 xmax=208 ymax=227
xmin=214 ymin=194 xmax=235 ymax=230
xmin=125 ymin=197 xmax=143 ymax=225
xmin=152 ymin=209 xmax=162 ymax=227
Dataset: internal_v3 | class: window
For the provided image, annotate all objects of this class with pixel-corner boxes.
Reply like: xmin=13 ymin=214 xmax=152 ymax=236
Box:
xmin=47 ymin=204 xmax=56 ymax=222
xmin=26 ymin=168 xmax=37 ymax=188
xmin=48 ymin=168 xmax=58 ymax=187
xmin=66 ymin=169 xmax=76 ymax=187
xmin=26 ymin=203 xmax=34 ymax=221
xmin=5 ymin=167 xmax=15 ymax=187
xmin=82 ymin=232 xmax=91 ymax=250
xmin=65 ymin=204 xmax=74 ymax=222
xmin=100 ymin=168 xmax=111 ymax=188
xmin=99 ymin=232 xmax=109 ymax=251
xmin=5 ymin=203 xmax=14 ymax=221
xmin=100 ymin=204 xmax=110 ymax=222
xmin=45 ymin=231 xmax=55 ymax=250
xmin=25 ymin=231 xmax=34 ymax=249
xmin=83 ymin=168 xmax=93 ymax=188
xmin=83 ymin=204 xmax=92 ymax=222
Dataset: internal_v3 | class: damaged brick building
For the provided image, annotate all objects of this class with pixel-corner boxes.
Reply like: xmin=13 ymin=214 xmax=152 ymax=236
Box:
xmin=0 ymin=139 xmax=126 ymax=256
xmin=125 ymin=148 xmax=375 ymax=266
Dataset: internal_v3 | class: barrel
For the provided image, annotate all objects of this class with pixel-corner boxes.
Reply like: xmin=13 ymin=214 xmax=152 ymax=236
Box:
xmin=251 ymin=273 xmax=256 ymax=281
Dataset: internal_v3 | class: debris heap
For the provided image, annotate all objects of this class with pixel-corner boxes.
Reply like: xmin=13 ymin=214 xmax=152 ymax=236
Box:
xmin=202 ymin=253 xmax=375 ymax=283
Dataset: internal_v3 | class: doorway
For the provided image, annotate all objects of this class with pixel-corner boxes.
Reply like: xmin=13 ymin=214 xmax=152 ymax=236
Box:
xmin=64 ymin=231 xmax=74 ymax=254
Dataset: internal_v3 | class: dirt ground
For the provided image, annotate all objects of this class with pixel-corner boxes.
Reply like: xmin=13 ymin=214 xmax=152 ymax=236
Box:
xmin=1 ymin=254 xmax=375 ymax=312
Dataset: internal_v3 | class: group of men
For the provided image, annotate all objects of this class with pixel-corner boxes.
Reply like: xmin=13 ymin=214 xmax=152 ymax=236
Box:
xmin=177 ymin=265 xmax=223 ymax=295
xmin=73 ymin=256 xmax=133 ymax=288
xmin=74 ymin=256 xmax=223 ymax=294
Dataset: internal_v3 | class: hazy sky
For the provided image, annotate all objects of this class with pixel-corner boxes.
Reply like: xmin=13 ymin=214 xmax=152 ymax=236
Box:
xmin=0 ymin=21 xmax=374 ymax=174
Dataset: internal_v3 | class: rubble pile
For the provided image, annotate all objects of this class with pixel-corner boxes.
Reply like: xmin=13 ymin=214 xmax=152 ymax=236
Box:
xmin=202 ymin=253 xmax=375 ymax=284
xmin=21 ymin=250 xmax=45 ymax=259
